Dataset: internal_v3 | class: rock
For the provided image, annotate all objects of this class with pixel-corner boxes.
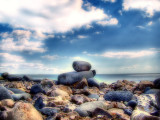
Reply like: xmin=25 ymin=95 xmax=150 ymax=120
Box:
xmin=88 ymin=94 xmax=99 ymax=100
xmin=6 ymin=82 xmax=24 ymax=88
xmin=39 ymin=107 xmax=58 ymax=116
xmin=0 ymin=86 xmax=13 ymax=100
xmin=56 ymin=111 xmax=80 ymax=120
xmin=131 ymin=109 xmax=160 ymax=120
xmin=51 ymin=96 xmax=70 ymax=105
xmin=50 ymin=88 xmax=69 ymax=99
xmin=71 ymin=95 xmax=90 ymax=105
xmin=23 ymin=75 xmax=33 ymax=81
xmin=6 ymin=75 xmax=23 ymax=81
xmin=135 ymin=94 xmax=158 ymax=113
xmin=87 ymin=78 xmax=100 ymax=88
xmin=92 ymin=108 xmax=112 ymax=118
xmin=1 ymin=72 xmax=9 ymax=79
xmin=7 ymin=88 xmax=25 ymax=94
xmin=1 ymin=99 xmax=15 ymax=108
xmin=123 ymin=108 xmax=133 ymax=116
xmin=58 ymin=70 xmax=96 ymax=85
xmin=155 ymin=91 xmax=160 ymax=109
xmin=41 ymin=79 xmax=54 ymax=88
xmin=145 ymin=89 xmax=160 ymax=94
xmin=72 ymin=61 xmax=91 ymax=72
xmin=30 ymin=84 xmax=45 ymax=94
xmin=0 ymin=111 xmax=8 ymax=120
xmin=104 ymin=91 xmax=133 ymax=102
xmin=56 ymin=85 xmax=72 ymax=94
xmin=12 ymin=93 xmax=31 ymax=101
xmin=72 ymin=88 xmax=91 ymax=96
xmin=6 ymin=102 xmax=43 ymax=120
xmin=108 ymin=108 xmax=130 ymax=120
xmin=72 ymin=78 xmax=88 ymax=89
xmin=154 ymin=78 xmax=160 ymax=88
xmin=74 ymin=101 xmax=113 ymax=117
xmin=127 ymin=100 xmax=137 ymax=109
xmin=137 ymin=81 xmax=154 ymax=91
xmin=34 ymin=97 xmax=45 ymax=110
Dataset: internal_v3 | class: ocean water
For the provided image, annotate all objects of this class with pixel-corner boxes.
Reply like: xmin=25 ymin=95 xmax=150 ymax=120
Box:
xmin=2 ymin=73 xmax=160 ymax=84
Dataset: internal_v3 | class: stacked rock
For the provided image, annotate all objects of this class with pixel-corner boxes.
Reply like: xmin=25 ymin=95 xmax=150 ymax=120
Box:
xmin=58 ymin=61 xmax=99 ymax=88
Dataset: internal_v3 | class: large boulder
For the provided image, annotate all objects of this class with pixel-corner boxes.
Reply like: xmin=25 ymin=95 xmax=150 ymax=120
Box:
xmin=58 ymin=70 xmax=96 ymax=85
xmin=0 ymin=86 xmax=13 ymax=100
xmin=72 ymin=61 xmax=91 ymax=72
xmin=1 ymin=72 xmax=22 ymax=81
xmin=6 ymin=102 xmax=43 ymax=120
xmin=104 ymin=91 xmax=133 ymax=102
xmin=153 ymin=78 xmax=160 ymax=88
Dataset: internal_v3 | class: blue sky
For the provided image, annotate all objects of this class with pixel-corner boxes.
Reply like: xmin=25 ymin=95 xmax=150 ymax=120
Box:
xmin=0 ymin=0 xmax=160 ymax=74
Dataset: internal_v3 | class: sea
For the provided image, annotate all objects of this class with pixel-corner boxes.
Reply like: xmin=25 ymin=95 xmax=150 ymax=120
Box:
xmin=2 ymin=73 xmax=160 ymax=84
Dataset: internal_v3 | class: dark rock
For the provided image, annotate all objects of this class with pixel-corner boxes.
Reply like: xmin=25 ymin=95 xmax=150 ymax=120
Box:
xmin=72 ymin=88 xmax=91 ymax=96
xmin=0 ymin=86 xmax=13 ymax=100
xmin=1 ymin=72 xmax=9 ymax=79
xmin=30 ymin=84 xmax=45 ymax=94
xmin=72 ymin=61 xmax=91 ymax=72
xmin=0 ymin=111 xmax=8 ymax=120
xmin=6 ymin=75 xmax=23 ymax=81
xmin=154 ymin=78 xmax=160 ymax=88
xmin=46 ymin=116 xmax=56 ymax=120
xmin=58 ymin=70 xmax=96 ymax=85
xmin=104 ymin=91 xmax=133 ymax=102
xmin=12 ymin=93 xmax=31 ymax=101
xmin=7 ymin=88 xmax=25 ymax=94
xmin=34 ymin=97 xmax=45 ymax=109
xmin=127 ymin=100 xmax=137 ymax=109
xmin=87 ymin=78 xmax=99 ymax=88
xmin=39 ymin=107 xmax=58 ymax=116
xmin=88 ymin=94 xmax=99 ymax=100
xmin=123 ymin=108 xmax=133 ymax=116
xmin=23 ymin=75 xmax=32 ymax=81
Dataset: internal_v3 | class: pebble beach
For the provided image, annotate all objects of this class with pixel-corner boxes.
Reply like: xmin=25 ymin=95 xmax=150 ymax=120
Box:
xmin=0 ymin=61 xmax=160 ymax=120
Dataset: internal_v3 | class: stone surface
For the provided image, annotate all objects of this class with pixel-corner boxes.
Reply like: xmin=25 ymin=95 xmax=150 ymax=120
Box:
xmin=87 ymin=78 xmax=100 ymax=88
xmin=71 ymin=94 xmax=90 ymax=105
xmin=6 ymin=102 xmax=43 ymax=120
xmin=74 ymin=101 xmax=113 ymax=117
xmin=58 ymin=70 xmax=96 ymax=85
xmin=30 ymin=84 xmax=45 ymax=94
xmin=72 ymin=61 xmax=91 ymax=72
xmin=72 ymin=78 xmax=88 ymax=89
xmin=0 ymin=86 xmax=13 ymax=100
xmin=104 ymin=91 xmax=133 ymax=102
xmin=1 ymin=99 xmax=15 ymax=108
xmin=12 ymin=93 xmax=31 ymax=101
xmin=153 ymin=78 xmax=160 ymax=88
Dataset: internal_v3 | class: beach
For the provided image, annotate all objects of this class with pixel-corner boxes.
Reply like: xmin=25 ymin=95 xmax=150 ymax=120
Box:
xmin=0 ymin=61 xmax=160 ymax=120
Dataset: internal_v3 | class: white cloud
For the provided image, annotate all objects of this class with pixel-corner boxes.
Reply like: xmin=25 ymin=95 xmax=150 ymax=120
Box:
xmin=0 ymin=53 xmax=25 ymax=62
xmin=147 ymin=21 xmax=153 ymax=26
xmin=0 ymin=0 xmax=117 ymax=33
xmin=123 ymin=0 xmax=160 ymax=17
xmin=0 ymin=30 xmax=47 ymax=53
xmin=136 ymin=26 xmax=145 ymax=29
xmin=78 ymin=35 xmax=88 ymax=39
xmin=97 ymin=18 xmax=118 ymax=26
xmin=102 ymin=0 xmax=116 ymax=3
xmin=84 ymin=50 xmax=156 ymax=58
xmin=85 ymin=24 xmax=93 ymax=29
xmin=41 ymin=55 xmax=61 ymax=60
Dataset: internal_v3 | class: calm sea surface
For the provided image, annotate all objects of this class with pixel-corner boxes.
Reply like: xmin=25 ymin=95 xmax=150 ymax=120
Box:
xmin=3 ymin=73 xmax=160 ymax=84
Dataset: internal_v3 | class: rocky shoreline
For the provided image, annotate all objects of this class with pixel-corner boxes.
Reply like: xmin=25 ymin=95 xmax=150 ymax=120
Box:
xmin=0 ymin=61 xmax=160 ymax=120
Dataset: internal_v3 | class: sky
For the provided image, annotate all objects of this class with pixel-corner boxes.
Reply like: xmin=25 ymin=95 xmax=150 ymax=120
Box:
xmin=0 ymin=0 xmax=160 ymax=74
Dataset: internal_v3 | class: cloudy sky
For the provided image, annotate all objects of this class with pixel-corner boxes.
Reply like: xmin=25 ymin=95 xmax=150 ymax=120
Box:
xmin=0 ymin=0 xmax=160 ymax=74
